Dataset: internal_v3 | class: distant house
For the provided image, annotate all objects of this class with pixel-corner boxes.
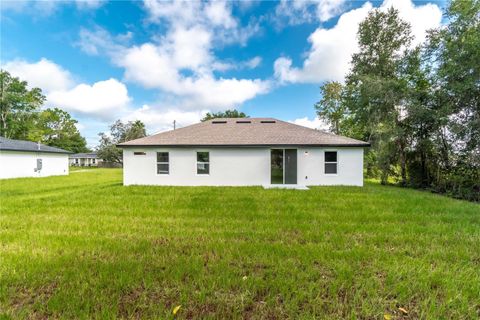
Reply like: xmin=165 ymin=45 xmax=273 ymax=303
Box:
xmin=0 ymin=136 xmax=70 ymax=179
xmin=69 ymin=153 xmax=102 ymax=167
xmin=118 ymin=118 xmax=370 ymax=187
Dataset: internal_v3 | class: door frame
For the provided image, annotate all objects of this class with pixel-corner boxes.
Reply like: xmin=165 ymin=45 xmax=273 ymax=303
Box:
xmin=270 ymin=148 xmax=297 ymax=185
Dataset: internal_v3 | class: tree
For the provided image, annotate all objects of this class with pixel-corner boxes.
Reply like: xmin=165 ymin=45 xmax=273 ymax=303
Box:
xmin=427 ymin=0 xmax=480 ymax=155
xmin=0 ymin=70 xmax=45 ymax=139
xmin=314 ymin=81 xmax=345 ymax=135
xmin=424 ymin=0 xmax=480 ymax=200
xmin=201 ymin=109 xmax=248 ymax=122
xmin=97 ymin=120 xmax=146 ymax=165
xmin=28 ymin=108 xmax=89 ymax=153
xmin=344 ymin=7 xmax=413 ymax=184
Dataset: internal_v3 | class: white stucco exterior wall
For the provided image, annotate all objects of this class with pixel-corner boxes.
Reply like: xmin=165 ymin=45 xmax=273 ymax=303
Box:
xmin=0 ymin=151 xmax=69 ymax=179
xmin=123 ymin=147 xmax=364 ymax=186
xmin=123 ymin=148 xmax=270 ymax=186
xmin=297 ymin=147 xmax=364 ymax=186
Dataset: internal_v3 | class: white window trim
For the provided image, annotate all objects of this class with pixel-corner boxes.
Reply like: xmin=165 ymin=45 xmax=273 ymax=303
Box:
xmin=156 ymin=151 xmax=170 ymax=175
xmin=324 ymin=150 xmax=338 ymax=175
xmin=196 ymin=151 xmax=210 ymax=176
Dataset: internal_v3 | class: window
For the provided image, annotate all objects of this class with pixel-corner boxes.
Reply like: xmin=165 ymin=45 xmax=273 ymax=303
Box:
xmin=157 ymin=152 xmax=169 ymax=174
xmin=134 ymin=152 xmax=146 ymax=155
xmin=324 ymin=151 xmax=337 ymax=174
xmin=196 ymin=151 xmax=209 ymax=175
xmin=92 ymin=158 xmax=96 ymax=164
xmin=75 ymin=159 xmax=79 ymax=164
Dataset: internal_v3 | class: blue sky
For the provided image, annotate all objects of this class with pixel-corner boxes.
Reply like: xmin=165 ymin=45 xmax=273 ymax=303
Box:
xmin=1 ymin=0 xmax=445 ymax=147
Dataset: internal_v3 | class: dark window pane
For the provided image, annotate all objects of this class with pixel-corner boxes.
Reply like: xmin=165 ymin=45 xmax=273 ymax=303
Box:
xmin=134 ymin=152 xmax=146 ymax=155
xmin=197 ymin=163 xmax=210 ymax=175
xmin=157 ymin=152 xmax=169 ymax=162
xmin=270 ymin=149 xmax=283 ymax=184
xmin=157 ymin=163 xmax=169 ymax=174
xmin=325 ymin=163 xmax=337 ymax=174
xmin=325 ymin=151 xmax=337 ymax=162
xmin=197 ymin=152 xmax=209 ymax=162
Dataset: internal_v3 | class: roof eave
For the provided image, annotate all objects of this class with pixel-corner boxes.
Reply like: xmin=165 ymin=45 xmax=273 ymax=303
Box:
xmin=117 ymin=143 xmax=370 ymax=148
xmin=0 ymin=148 xmax=73 ymax=154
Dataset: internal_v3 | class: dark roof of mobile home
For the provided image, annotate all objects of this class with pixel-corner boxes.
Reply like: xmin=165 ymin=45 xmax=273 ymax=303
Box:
xmin=0 ymin=136 xmax=72 ymax=154
xmin=69 ymin=152 xmax=98 ymax=159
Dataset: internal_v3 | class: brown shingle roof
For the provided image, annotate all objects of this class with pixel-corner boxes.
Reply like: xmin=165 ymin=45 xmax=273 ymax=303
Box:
xmin=118 ymin=118 xmax=370 ymax=147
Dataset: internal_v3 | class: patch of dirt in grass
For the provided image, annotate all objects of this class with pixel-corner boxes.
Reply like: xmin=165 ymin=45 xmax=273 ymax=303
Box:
xmin=9 ymin=282 xmax=57 ymax=319
xmin=281 ymin=229 xmax=307 ymax=245
xmin=117 ymin=284 xmax=179 ymax=319
xmin=183 ymin=302 xmax=218 ymax=319
xmin=243 ymin=290 xmax=284 ymax=320
xmin=150 ymin=236 xmax=170 ymax=246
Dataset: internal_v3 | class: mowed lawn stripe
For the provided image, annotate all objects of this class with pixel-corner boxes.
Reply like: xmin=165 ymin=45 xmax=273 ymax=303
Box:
xmin=1 ymin=169 xmax=479 ymax=319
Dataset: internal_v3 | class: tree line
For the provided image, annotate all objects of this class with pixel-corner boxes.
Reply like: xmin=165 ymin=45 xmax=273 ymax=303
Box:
xmin=315 ymin=0 xmax=479 ymax=201
xmin=0 ymin=68 xmax=244 ymax=165
xmin=0 ymin=71 xmax=89 ymax=153
xmin=0 ymin=69 xmax=149 ymax=164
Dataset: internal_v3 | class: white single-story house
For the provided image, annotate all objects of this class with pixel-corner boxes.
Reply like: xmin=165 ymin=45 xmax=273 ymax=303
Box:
xmin=118 ymin=118 xmax=370 ymax=187
xmin=0 ymin=136 xmax=70 ymax=179
xmin=69 ymin=152 xmax=102 ymax=167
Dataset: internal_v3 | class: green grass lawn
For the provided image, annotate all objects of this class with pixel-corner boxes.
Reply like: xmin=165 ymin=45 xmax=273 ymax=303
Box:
xmin=1 ymin=169 xmax=479 ymax=319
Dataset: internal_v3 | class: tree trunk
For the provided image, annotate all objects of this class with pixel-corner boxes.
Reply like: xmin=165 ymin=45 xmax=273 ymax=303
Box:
xmin=380 ymin=171 xmax=388 ymax=185
xmin=420 ymin=150 xmax=427 ymax=187
xmin=400 ymin=151 xmax=407 ymax=186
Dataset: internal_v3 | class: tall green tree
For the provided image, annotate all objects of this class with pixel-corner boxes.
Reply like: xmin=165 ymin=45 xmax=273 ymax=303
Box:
xmin=344 ymin=7 xmax=413 ymax=184
xmin=424 ymin=0 xmax=480 ymax=200
xmin=0 ymin=70 xmax=45 ymax=139
xmin=427 ymin=0 xmax=480 ymax=155
xmin=97 ymin=120 xmax=147 ymax=165
xmin=28 ymin=108 xmax=89 ymax=153
xmin=201 ymin=109 xmax=248 ymax=122
xmin=314 ymin=81 xmax=345 ymax=135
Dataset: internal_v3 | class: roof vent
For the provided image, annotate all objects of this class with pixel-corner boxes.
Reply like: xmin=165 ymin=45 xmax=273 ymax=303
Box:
xmin=212 ymin=120 xmax=227 ymax=124
xmin=260 ymin=120 xmax=276 ymax=123
xmin=236 ymin=120 xmax=251 ymax=123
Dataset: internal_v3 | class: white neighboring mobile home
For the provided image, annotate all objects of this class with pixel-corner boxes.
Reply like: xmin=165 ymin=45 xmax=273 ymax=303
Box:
xmin=69 ymin=153 xmax=102 ymax=167
xmin=0 ymin=137 xmax=70 ymax=179
xmin=118 ymin=118 xmax=370 ymax=187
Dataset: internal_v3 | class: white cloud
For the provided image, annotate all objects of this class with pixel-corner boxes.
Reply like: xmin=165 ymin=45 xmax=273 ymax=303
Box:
xmin=47 ymin=79 xmax=131 ymax=119
xmin=77 ymin=27 xmax=131 ymax=56
xmin=245 ymin=56 xmax=262 ymax=69
xmin=274 ymin=0 xmax=347 ymax=26
xmin=144 ymin=0 xmax=236 ymax=30
xmin=75 ymin=0 xmax=106 ymax=10
xmin=290 ymin=117 xmax=330 ymax=131
xmin=118 ymin=43 xmax=269 ymax=110
xmin=205 ymin=1 xmax=237 ymax=29
xmin=0 ymin=0 xmax=105 ymax=15
xmin=3 ymin=58 xmax=132 ymax=120
xmin=124 ymin=105 xmax=204 ymax=133
xmin=316 ymin=0 xmax=347 ymax=22
xmin=3 ymin=58 xmax=74 ymax=93
xmin=274 ymin=0 xmax=442 ymax=84
xmin=77 ymin=1 xmax=270 ymax=113
xmin=143 ymin=0 xmax=258 ymax=46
